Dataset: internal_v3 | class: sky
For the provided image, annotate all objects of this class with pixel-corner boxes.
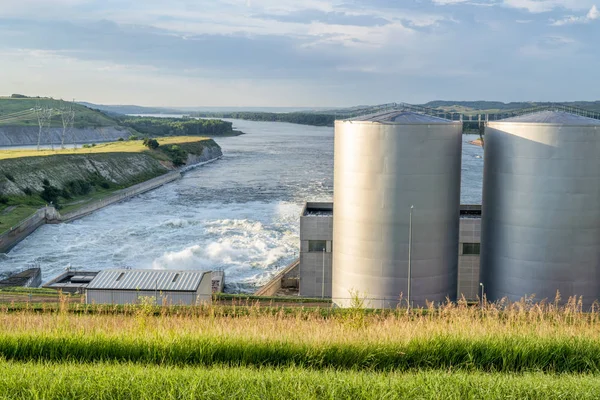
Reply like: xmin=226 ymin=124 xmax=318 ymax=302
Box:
xmin=0 ymin=0 xmax=598 ymax=107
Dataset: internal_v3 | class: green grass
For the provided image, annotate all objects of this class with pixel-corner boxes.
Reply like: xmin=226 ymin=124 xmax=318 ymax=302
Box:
xmin=2 ymin=325 xmax=600 ymax=373
xmin=0 ymin=97 xmax=117 ymax=128
xmin=0 ymin=362 xmax=599 ymax=400
xmin=0 ymin=204 xmax=39 ymax=233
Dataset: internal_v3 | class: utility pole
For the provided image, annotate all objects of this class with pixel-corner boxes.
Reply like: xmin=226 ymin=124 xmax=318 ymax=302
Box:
xmin=407 ymin=205 xmax=414 ymax=308
xmin=480 ymin=282 xmax=484 ymax=309
xmin=321 ymin=247 xmax=325 ymax=299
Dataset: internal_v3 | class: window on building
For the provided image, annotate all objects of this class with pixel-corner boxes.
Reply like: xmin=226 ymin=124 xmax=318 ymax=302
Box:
xmin=308 ymin=240 xmax=327 ymax=252
xmin=462 ymin=243 xmax=480 ymax=255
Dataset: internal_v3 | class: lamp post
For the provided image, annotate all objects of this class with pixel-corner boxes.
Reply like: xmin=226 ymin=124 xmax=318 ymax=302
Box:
xmin=408 ymin=205 xmax=414 ymax=308
xmin=321 ymin=247 xmax=326 ymax=299
xmin=479 ymin=282 xmax=484 ymax=309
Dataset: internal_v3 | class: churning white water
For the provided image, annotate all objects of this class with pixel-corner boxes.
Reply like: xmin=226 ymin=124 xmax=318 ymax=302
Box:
xmin=0 ymin=119 xmax=483 ymax=292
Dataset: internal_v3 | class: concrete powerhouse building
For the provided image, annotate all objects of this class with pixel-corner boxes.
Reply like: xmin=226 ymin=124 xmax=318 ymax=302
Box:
xmin=300 ymin=203 xmax=481 ymax=302
xmin=481 ymin=111 xmax=600 ymax=308
xmin=332 ymin=111 xmax=463 ymax=307
xmin=86 ymin=269 xmax=213 ymax=305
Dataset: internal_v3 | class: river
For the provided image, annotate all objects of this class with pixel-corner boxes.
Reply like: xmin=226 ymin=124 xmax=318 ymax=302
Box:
xmin=0 ymin=119 xmax=483 ymax=291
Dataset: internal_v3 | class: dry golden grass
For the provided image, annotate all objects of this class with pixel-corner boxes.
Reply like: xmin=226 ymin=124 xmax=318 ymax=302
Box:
xmin=0 ymin=136 xmax=209 ymax=160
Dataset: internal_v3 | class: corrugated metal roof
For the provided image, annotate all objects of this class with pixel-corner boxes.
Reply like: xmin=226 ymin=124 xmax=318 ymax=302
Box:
xmin=87 ymin=269 xmax=208 ymax=292
xmin=346 ymin=111 xmax=456 ymax=124
xmin=497 ymin=111 xmax=600 ymax=125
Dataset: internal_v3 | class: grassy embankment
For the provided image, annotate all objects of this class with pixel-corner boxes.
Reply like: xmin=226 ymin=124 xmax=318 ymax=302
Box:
xmin=0 ymin=136 xmax=215 ymax=233
xmin=0 ymin=297 xmax=600 ymax=398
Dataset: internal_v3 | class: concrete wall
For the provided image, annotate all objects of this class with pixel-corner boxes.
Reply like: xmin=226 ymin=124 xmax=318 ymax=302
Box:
xmin=1 ymin=172 xmax=178 ymax=253
xmin=0 ymin=207 xmax=53 ymax=253
xmin=255 ymin=259 xmax=299 ymax=296
xmin=55 ymin=171 xmax=181 ymax=223
xmin=197 ymin=272 xmax=213 ymax=303
xmin=458 ymin=217 xmax=481 ymax=301
xmin=299 ymin=212 xmax=333 ymax=298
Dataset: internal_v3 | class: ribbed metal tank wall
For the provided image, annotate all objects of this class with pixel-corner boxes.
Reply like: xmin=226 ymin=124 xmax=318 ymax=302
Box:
xmin=481 ymin=111 xmax=600 ymax=308
xmin=332 ymin=111 xmax=463 ymax=308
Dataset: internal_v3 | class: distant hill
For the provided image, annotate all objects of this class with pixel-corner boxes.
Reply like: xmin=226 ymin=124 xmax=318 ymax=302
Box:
xmin=0 ymin=97 xmax=118 ymax=128
xmin=78 ymin=103 xmax=185 ymax=116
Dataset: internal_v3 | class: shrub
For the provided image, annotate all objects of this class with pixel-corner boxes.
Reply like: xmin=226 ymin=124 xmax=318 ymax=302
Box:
xmin=143 ymin=138 xmax=159 ymax=150
xmin=118 ymin=137 xmax=124 ymax=141
xmin=0 ymin=195 xmax=9 ymax=204
xmin=4 ymin=173 xmax=15 ymax=182
xmin=89 ymin=173 xmax=111 ymax=190
xmin=65 ymin=180 xmax=92 ymax=197
xmin=23 ymin=187 xmax=33 ymax=196
xmin=128 ymin=135 xmax=139 ymax=141
xmin=40 ymin=183 xmax=60 ymax=205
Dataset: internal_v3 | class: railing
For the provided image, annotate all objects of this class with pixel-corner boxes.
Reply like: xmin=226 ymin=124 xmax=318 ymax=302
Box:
xmin=349 ymin=102 xmax=600 ymax=123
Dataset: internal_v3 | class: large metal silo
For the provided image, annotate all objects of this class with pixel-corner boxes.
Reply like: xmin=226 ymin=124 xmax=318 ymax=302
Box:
xmin=481 ymin=111 xmax=600 ymax=308
xmin=332 ymin=111 xmax=463 ymax=308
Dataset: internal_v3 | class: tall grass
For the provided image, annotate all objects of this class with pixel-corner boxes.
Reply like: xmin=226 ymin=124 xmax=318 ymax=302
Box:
xmin=1 ymin=297 xmax=600 ymax=372
xmin=1 ymin=362 xmax=600 ymax=400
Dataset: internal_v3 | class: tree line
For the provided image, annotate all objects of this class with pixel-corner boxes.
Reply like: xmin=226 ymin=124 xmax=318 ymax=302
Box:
xmin=116 ymin=116 xmax=235 ymax=136
xmin=190 ymin=112 xmax=337 ymax=127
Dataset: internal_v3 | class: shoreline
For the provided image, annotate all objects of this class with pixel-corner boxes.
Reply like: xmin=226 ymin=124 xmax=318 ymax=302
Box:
xmin=0 ymin=156 xmax=222 ymax=254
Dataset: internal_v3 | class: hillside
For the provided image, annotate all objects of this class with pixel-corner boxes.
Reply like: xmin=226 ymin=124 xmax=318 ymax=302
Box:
xmin=0 ymin=137 xmax=222 ymax=232
xmin=0 ymin=97 xmax=118 ymax=128
xmin=0 ymin=97 xmax=242 ymax=146
xmin=78 ymin=102 xmax=184 ymax=116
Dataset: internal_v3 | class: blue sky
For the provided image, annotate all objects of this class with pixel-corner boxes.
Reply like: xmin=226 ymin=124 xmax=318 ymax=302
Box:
xmin=0 ymin=0 xmax=598 ymax=107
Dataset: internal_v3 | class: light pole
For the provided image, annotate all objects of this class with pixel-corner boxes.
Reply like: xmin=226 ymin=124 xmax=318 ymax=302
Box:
xmin=479 ymin=282 xmax=484 ymax=309
xmin=408 ymin=205 xmax=414 ymax=308
xmin=321 ymin=247 xmax=326 ymax=299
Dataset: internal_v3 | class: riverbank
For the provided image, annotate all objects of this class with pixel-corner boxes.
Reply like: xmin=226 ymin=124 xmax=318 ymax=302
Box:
xmin=0 ymin=137 xmax=223 ymax=253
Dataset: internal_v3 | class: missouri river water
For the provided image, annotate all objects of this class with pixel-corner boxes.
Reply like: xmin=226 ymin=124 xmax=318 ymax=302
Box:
xmin=0 ymin=120 xmax=484 ymax=291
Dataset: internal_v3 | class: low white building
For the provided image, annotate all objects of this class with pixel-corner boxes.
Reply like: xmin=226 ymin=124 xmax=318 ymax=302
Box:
xmin=85 ymin=269 xmax=212 ymax=305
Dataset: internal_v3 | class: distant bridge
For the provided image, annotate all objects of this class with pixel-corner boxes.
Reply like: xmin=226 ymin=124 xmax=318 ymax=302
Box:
xmin=340 ymin=102 xmax=600 ymax=123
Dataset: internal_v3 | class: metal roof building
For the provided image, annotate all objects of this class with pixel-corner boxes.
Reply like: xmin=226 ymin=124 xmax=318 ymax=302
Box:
xmin=86 ymin=269 xmax=213 ymax=305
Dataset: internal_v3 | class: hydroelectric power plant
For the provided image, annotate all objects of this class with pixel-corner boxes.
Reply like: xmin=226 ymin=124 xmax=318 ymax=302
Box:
xmin=290 ymin=106 xmax=600 ymax=309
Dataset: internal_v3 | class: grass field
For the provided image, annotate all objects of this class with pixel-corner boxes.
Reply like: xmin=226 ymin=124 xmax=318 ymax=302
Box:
xmin=0 ymin=204 xmax=39 ymax=230
xmin=0 ymin=136 xmax=210 ymax=160
xmin=0 ymin=299 xmax=598 ymax=398
xmin=1 ymin=362 xmax=599 ymax=400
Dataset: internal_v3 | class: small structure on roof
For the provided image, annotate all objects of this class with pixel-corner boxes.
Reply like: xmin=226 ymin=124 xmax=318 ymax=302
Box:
xmin=85 ymin=269 xmax=213 ymax=305
xmin=43 ymin=270 xmax=99 ymax=294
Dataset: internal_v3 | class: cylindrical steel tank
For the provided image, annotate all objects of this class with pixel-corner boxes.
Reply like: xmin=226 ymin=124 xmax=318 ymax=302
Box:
xmin=332 ymin=111 xmax=463 ymax=308
xmin=481 ymin=111 xmax=600 ymax=308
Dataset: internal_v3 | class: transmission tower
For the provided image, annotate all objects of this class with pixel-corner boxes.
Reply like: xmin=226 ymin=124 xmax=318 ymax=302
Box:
xmin=35 ymin=100 xmax=53 ymax=151
xmin=60 ymin=99 xmax=76 ymax=149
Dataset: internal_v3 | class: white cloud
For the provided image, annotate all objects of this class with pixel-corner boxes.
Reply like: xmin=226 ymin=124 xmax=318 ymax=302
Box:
xmin=551 ymin=4 xmax=600 ymax=24
xmin=503 ymin=0 xmax=595 ymax=13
